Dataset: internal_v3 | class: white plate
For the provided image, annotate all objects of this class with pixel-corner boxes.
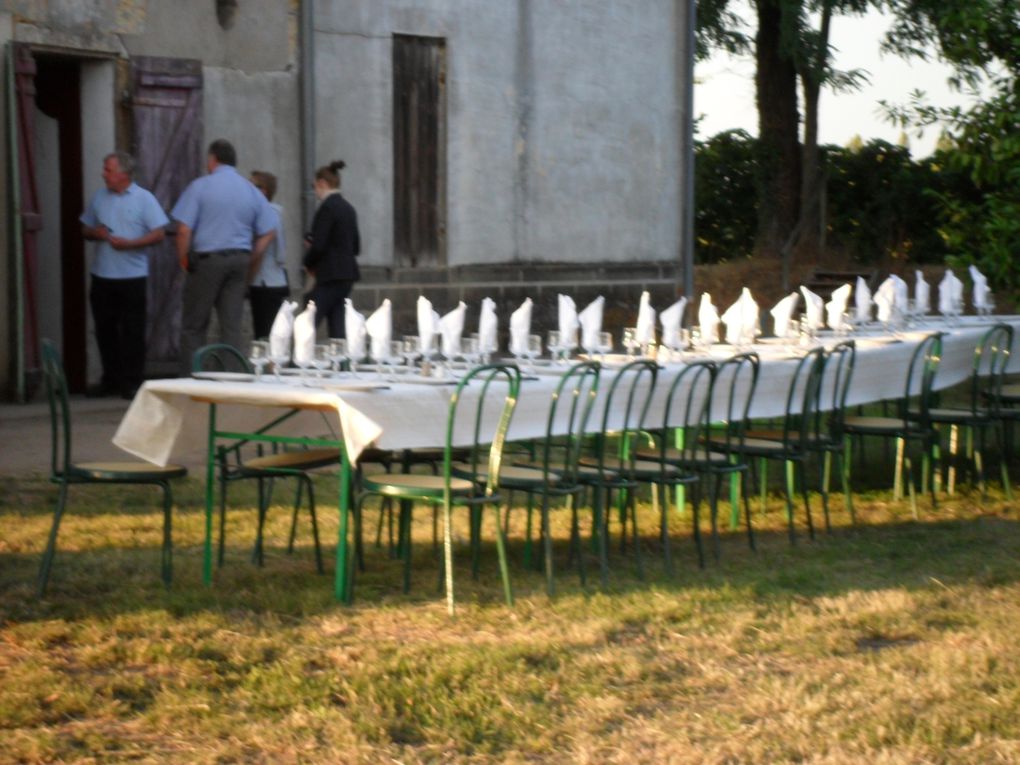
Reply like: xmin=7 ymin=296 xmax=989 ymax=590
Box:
xmin=192 ymin=371 xmax=256 ymax=383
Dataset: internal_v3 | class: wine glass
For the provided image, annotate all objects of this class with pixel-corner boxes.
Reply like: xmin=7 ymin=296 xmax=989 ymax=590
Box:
xmin=312 ymin=343 xmax=332 ymax=381
xmin=526 ymin=333 xmax=542 ymax=373
xmin=401 ymin=335 xmax=421 ymax=370
xmin=622 ymin=327 xmax=639 ymax=359
xmin=380 ymin=340 xmax=405 ymax=381
xmin=327 ymin=337 xmax=348 ymax=374
xmin=462 ymin=335 xmax=481 ymax=368
xmin=596 ymin=331 xmax=613 ymax=362
xmin=547 ymin=330 xmax=563 ymax=365
xmin=248 ymin=339 xmax=269 ymax=381
xmin=269 ymin=343 xmax=290 ymax=382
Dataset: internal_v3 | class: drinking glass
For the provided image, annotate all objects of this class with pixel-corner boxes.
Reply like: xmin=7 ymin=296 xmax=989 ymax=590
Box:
xmin=326 ymin=337 xmax=348 ymax=373
xmin=547 ymin=330 xmax=563 ymax=365
xmin=248 ymin=339 xmax=269 ymax=381
xmin=401 ymin=335 xmax=421 ymax=369
xmin=525 ymin=333 xmax=542 ymax=372
xmin=596 ymin=331 xmax=613 ymax=361
xmin=312 ymin=344 xmax=332 ymax=380
xmin=269 ymin=345 xmax=290 ymax=382
xmin=622 ymin=327 xmax=638 ymax=359
xmin=462 ymin=335 xmax=481 ymax=368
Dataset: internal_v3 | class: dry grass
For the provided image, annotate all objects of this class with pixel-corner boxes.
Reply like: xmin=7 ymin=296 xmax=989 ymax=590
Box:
xmin=1 ymin=470 xmax=1019 ymax=764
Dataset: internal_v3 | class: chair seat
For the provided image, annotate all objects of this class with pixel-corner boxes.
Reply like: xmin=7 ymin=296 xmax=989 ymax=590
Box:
xmin=360 ymin=472 xmax=477 ymax=499
xmin=843 ymin=415 xmax=929 ymax=436
xmin=998 ymin=383 xmax=1020 ymax=402
xmin=450 ymin=462 xmax=560 ymax=489
xmin=579 ymin=455 xmax=687 ymax=479
xmin=68 ymin=461 xmax=188 ymax=481
xmin=513 ymin=459 xmax=612 ymax=480
xmin=635 ymin=445 xmax=730 ymax=466
xmin=241 ymin=448 xmax=340 ymax=472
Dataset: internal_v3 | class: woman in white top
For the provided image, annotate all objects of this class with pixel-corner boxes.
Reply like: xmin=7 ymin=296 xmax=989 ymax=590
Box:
xmin=248 ymin=170 xmax=290 ymax=339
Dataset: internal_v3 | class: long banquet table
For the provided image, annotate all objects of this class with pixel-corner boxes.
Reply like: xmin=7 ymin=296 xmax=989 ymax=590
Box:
xmin=113 ymin=317 xmax=1020 ymax=601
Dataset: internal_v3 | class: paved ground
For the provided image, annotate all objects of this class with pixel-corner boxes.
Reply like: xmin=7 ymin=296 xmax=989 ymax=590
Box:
xmin=0 ymin=396 xmax=206 ymax=476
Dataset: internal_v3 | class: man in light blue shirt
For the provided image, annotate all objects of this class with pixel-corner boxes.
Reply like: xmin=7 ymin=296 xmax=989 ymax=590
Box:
xmin=80 ymin=151 xmax=169 ymax=398
xmin=172 ymin=138 xmax=276 ymax=373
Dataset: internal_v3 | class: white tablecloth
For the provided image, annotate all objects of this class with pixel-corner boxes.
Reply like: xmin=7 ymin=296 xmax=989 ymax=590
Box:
xmin=114 ymin=318 xmax=1020 ymax=467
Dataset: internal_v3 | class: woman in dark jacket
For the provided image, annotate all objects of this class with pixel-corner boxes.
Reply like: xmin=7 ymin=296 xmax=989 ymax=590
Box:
xmin=303 ymin=159 xmax=360 ymax=337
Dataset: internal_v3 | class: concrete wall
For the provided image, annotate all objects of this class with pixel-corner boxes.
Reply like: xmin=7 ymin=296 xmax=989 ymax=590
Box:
xmin=315 ymin=0 xmax=682 ymax=270
xmin=0 ymin=12 xmax=13 ymax=398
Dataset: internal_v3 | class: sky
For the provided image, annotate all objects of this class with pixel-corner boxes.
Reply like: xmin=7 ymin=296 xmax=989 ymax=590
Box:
xmin=694 ymin=7 xmax=980 ymax=158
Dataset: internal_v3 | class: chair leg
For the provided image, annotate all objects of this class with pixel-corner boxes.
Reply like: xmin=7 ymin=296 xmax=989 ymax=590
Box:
xmin=37 ymin=480 xmax=70 ymax=596
xmin=820 ymin=451 xmax=832 ymax=533
xmin=442 ymin=498 xmax=455 ymax=616
xmin=287 ymin=477 xmax=301 ymax=553
xmin=947 ymin=426 xmax=958 ymax=496
xmin=161 ymin=481 xmax=174 ymax=588
xmin=629 ymin=485 xmax=644 ymax=580
xmin=691 ymin=478 xmax=705 ymax=569
xmin=998 ymin=421 xmax=1013 ymax=501
xmin=305 ymin=477 xmax=325 ymax=575
xmin=894 ymin=437 xmax=906 ymax=500
xmin=741 ymin=472 xmax=756 ymax=551
xmin=783 ymin=460 xmax=796 ymax=545
xmin=253 ymin=478 xmax=269 ymax=566
xmin=523 ymin=492 xmax=535 ymax=569
xmin=491 ymin=501 xmax=514 ymax=607
xmin=709 ymin=473 xmax=722 ymax=563
xmin=660 ymin=482 xmax=673 ymax=577
xmin=541 ymin=492 xmax=555 ymax=596
xmin=841 ymin=437 xmax=855 ymax=526
xmin=218 ymin=473 xmax=228 ymax=567
xmin=594 ymin=486 xmax=609 ymax=588
xmin=799 ymin=460 xmax=814 ymax=541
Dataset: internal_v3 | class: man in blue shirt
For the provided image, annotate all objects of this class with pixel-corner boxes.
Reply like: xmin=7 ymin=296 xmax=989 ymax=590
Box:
xmin=80 ymin=151 xmax=169 ymax=398
xmin=172 ymin=138 xmax=276 ymax=374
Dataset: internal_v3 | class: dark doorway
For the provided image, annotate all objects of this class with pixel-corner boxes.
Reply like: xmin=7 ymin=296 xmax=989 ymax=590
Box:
xmin=35 ymin=57 xmax=86 ymax=391
xmin=392 ymin=34 xmax=446 ymax=268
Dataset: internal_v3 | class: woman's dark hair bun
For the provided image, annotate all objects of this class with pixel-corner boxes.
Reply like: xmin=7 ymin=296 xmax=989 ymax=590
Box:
xmin=329 ymin=160 xmax=346 ymax=173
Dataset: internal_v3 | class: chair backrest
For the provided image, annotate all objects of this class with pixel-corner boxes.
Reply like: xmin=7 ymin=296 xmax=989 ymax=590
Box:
xmin=40 ymin=340 xmax=72 ymax=478
xmin=192 ymin=343 xmax=252 ymax=373
xmin=591 ymin=359 xmax=659 ymax=477
xmin=822 ymin=339 xmax=856 ymax=441
xmin=708 ymin=352 xmax=760 ymax=458
xmin=659 ymin=358 xmax=715 ymax=461
xmin=778 ymin=346 xmax=827 ymax=451
xmin=536 ymin=361 xmax=601 ymax=488
xmin=968 ymin=323 xmax=1013 ymax=416
xmin=898 ymin=331 xmax=944 ymax=425
xmin=446 ymin=363 xmax=522 ymax=497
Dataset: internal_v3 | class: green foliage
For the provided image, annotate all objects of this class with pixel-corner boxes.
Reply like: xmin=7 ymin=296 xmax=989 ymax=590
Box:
xmin=694 ymin=129 xmax=759 ymax=263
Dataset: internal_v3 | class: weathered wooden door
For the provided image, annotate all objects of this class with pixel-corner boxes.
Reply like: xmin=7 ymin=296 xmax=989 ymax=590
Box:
xmin=11 ymin=43 xmax=43 ymax=399
xmin=393 ymin=35 xmax=446 ymax=268
xmin=130 ymin=56 xmax=203 ymax=373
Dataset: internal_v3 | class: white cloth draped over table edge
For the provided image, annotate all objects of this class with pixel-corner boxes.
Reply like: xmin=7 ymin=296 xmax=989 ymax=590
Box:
xmin=113 ymin=321 xmax=1020 ymax=468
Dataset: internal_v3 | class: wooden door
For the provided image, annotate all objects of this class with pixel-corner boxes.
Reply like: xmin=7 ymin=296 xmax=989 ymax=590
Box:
xmin=393 ymin=35 xmax=446 ymax=268
xmin=11 ymin=43 xmax=43 ymax=399
xmin=129 ymin=56 xmax=203 ymax=373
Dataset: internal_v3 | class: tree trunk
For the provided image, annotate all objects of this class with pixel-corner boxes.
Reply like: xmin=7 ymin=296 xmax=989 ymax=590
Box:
xmin=797 ymin=2 xmax=833 ymax=258
xmin=754 ymin=0 xmax=801 ymax=262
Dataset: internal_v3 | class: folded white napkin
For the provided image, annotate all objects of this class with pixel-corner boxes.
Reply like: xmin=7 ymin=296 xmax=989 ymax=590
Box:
xmin=722 ymin=288 xmax=759 ymax=345
xmin=635 ymin=291 xmax=656 ymax=345
xmin=698 ymin=293 xmax=720 ymax=344
xmin=292 ymin=301 xmax=317 ymax=367
xmin=344 ymin=299 xmax=367 ymax=360
xmin=874 ymin=278 xmax=896 ymax=323
xmin=417 ymin=296 xmax=441 ymax=355
xmin=969 ymin=265 xmax=991 ymax=310
xmin=558 ymin=294 xmax=579 ymax=349
xmin=855 ymin=276 xmax=872 ymax=323
xmin=938 ymin=269 xmax=963 ymax=315
xmin=365 ymin=299 xmax=392 ymax=361
xmin=914 ymin=270 xmax=931 ymax=315
xmin=659 ymin=297 xmax=687 ymax=349
xmin=770 ymin=292 xmax=800 ymax=338
xmin=268 ymin=299 xmax=298 ymax=361
xmin=478 ymin=297 xmax=499 ymax=353
xmin=890 ymin=274 xmax=909 ymax=313
xmin=440 ymin=301 xmax=467 ymax=357
xmin=800 ymin=286 xmax=824 ymax=331
xmin=509 ymin=298 xmax=533 ymax=356
xmin=579 ymin=296 xmax=605 ymax=351
xmin=826 ymin=283 xmax=852 ymax=330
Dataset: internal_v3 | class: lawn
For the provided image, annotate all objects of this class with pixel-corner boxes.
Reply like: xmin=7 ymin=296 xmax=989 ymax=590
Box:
xmin=1 ymin=471 xmax=1018 ymax=764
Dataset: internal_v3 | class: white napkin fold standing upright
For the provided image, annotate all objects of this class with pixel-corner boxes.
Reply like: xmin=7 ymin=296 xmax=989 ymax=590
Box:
xmin=800 ymin=286 xmax=824 ymax=331
xmin=890 ymin=274 xmax=909 ymax=314
xmin=558 ymin=294 xmax=579 ymax=349
xmin=579 ymin=296 xmax=605 ymax=351
xmin=417 ymin=296 xmax=441 ymax=355
xmin=914 ymin=270 xmax=931 ymax=315
xmin=938 ymin=269 xmax=963 ymax=315
xmin=826 ymin=283 xmax=852 ymax=330
xmin=698 ymin=293 xmax=720 ymax=344
xmin=969 ymin=265 xmax=991 ymax=310
xmin=770 ymin=292 xmax=800 ymax=338
xmin=635 ymin=291 xmax=656 ymax=346
xmin=268 ymin=300 xmax=298 ymax=361
xmin=478 ymin=297 xmax=499 ymax=354
xmin=365 ymin=299 xmax=392 ymax=361
xmin=509 ymin=298 xmax=533 ymax=356
xmin=344 ymin=299 xmax=367 ymax=360
xmin=874 ymin=278 xmax=897 ymax=323
xmin=292 ymin=301 xmax=317 ymax=367
xmin=855 ymin=276 xmax=872 ymax=323
xmin=440 ymin=301 xmax=467 ymax=357
xmin=721 ymin=288 xmax=759 ymax=345
xmin=659 ymin=297 xmax=687 ymax=349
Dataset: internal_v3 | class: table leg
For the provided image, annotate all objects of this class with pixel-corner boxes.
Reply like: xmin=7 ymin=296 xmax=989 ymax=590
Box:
xmin=335 ymin=449 xmax=352 ymax=603
xmin=203 ymin=403 xmax=217 ymax=586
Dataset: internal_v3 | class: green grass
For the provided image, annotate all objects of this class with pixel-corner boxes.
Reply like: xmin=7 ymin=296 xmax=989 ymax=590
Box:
xmin=1 ymin=470 xmax=1019 ymax=763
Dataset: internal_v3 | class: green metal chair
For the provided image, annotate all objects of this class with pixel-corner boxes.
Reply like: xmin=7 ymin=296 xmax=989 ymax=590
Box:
xmin=814 ymin=339 xmax=857 ymax=528
xmin=844 ymin=332 xmax=944 ymax=517
xmin=928 ymin=323 xmax=1013 ymax=500
xmin=37 ymin=339 xmax=188 ymax=594
xmin=577 ymin=359 xmax=660 ymax=586
xmin=356 ymin=363 xmax=522 ymax=614
xmin=475 ymin=361 xmax=601 ymax=595
xmin=635 ymin=359 xmax=716 ymax=571
xmin=192 ymin=344 xmax=334 ymax=573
